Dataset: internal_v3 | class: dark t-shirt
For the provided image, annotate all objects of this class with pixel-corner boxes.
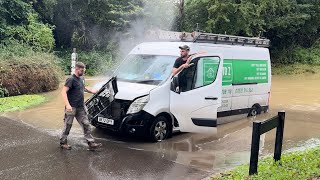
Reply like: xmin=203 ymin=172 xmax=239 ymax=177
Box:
xmin=173 ymin=57 xmax=189 ymax=90
xmin=65 ymin=75 xmax=85 ymax=108
xmin=173 ymin=57 xmax=187 ymax=69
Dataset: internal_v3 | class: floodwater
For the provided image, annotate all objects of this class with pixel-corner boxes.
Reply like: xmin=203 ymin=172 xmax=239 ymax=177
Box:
xmin=2 ymin=75 xmax=320 ymax=175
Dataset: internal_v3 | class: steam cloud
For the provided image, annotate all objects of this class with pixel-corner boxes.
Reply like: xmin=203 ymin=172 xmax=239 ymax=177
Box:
xmin=116 ymin=0 xmax=179 ymax=58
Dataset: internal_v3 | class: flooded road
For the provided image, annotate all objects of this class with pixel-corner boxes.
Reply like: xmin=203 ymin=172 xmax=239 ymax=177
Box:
xmin=1 ymin=75 xmax=320 ymax=179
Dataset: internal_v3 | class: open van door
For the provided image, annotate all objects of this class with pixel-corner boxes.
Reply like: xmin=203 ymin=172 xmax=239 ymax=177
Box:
xmin=170 ymin=55 xmax=223 ymax=133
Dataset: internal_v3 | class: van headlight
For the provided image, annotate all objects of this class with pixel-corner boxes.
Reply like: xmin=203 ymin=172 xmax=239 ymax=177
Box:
xmin=127 ymin=95 xmax=149 ymax=114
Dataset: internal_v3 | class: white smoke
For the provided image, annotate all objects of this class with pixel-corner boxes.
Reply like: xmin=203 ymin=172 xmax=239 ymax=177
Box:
xmin=116 ymin=0 xmax=179 ymax=58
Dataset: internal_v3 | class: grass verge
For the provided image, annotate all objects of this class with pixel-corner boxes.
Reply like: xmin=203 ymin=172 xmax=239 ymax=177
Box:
xmin=0 ymin=95 xmax=46 ymax=112
xmin=272 ymin=64 xmax=320 ymax=75
xmin=212 ymin=146 xmax=320 ymax=180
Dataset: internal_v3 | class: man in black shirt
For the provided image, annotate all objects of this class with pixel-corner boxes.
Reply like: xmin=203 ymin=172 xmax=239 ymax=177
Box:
xmin=172 ymin=45 xmax=206 ymax=92
xmin=172 ymin=45 xmax=192 ymax=76
xmin=172 ymin=45 xmax=196 ymax=92
xmin=60 ymin=62 xmax=102 ymax=150
xmin=172 ymin=45 xmax=205 ymax=75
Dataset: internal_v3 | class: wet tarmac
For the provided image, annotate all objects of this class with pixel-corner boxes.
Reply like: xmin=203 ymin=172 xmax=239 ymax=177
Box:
xmin=1 ymin=75 xmax=320 ymax=179
xmin=0 ymin=117 xmax=208 ymax=180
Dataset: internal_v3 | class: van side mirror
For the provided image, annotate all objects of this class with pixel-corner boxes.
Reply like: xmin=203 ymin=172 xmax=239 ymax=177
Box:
xmin=170 ymin=76 xmax=180 ymax=94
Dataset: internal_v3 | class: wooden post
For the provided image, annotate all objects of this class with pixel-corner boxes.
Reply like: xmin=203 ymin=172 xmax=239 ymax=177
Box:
xmin=71 ymin=48 xmax=77 ymax=75
xmin=249 ymin=111 xmax=286 ymax=176
xmin=249 ymin=122 xmax=261 ymax=175
xmin=274 ymin=111 xmax=285 ymax=161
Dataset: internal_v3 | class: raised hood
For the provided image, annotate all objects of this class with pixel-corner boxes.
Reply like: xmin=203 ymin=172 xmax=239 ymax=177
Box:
xmin=115 ymin=81 xmax=156 ymax=101
xmin=93 ymin=80 xmax=156 ymax=101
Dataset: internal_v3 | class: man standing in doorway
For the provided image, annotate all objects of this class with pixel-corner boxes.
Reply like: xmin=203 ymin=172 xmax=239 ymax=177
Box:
xmin=172 ymin=45 xmax=205 ymax=76
xmin=172 ymin=45 xmax=192 ymax=76
xmin=60 ymin=62 xmax=102 ymax=150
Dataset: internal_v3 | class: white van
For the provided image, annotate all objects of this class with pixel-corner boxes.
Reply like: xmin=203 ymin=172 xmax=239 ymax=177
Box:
xmin=87 ymin=31 xmax=271 ymax=141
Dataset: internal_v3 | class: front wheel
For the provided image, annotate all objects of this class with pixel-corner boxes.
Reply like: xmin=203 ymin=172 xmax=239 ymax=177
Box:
xmin=149 ymin=116 xmax=170 ymax=142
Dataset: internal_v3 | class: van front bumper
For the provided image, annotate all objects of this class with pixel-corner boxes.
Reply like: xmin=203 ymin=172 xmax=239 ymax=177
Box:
xmin=121 ymin=111 xmax=154 ymax=136
xmin=91 ymin=110 xmax=154 ymax=136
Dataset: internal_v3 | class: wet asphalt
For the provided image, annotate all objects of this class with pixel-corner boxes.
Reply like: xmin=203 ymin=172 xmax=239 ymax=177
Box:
xmin=0 ymin=116 xmax=210 ymax=180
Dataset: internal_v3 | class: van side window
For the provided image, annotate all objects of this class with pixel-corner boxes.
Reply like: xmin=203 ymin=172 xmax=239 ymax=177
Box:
xmin=177 ymin=56 xmax=220 ymax=92
xmin=194 ymin=57 xmax=220 ymax=88
xmin=178 ymin=61 xmax=197 ymax=92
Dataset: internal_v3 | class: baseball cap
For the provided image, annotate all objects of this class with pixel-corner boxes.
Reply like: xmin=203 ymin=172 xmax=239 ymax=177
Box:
xmin=179 ymin=45 xmax=190 ymax=51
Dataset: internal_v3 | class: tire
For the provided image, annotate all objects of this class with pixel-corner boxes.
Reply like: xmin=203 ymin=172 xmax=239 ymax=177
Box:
xmin=149 ymin=116 xmax=170 ymax=142
xmin=248 ymin=105 xmax=262 ymax=117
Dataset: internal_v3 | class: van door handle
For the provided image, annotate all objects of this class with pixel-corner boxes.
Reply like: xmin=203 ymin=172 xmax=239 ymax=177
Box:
xmin=205 ymin=97 xmax=218 ymax=100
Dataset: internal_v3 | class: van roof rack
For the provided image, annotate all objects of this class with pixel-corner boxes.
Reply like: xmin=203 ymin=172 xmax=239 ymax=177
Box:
xmin=145 ymin=30 xmax=270 ymax=48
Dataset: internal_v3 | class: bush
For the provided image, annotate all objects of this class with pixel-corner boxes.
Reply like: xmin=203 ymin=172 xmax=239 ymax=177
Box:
xmin=78 ymin=51 xmax=115 ymax=75
xmin=272 ymin=41 xmax=320 ymax=65
xmin=292 ymin=44 xmax=320 ymax=65
xmin=0 ymin=87 xmax=9 ymax=98
xmin=0 ymin=42 xmax=62 ymax=96
xmin=55 ymin=50 xmax=116 ymax=76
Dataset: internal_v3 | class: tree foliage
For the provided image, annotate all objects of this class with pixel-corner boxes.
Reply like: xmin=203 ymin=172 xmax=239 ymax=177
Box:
xmin=5 ymin=13 xmax=55 ymax=51
xmin=0 ymin=0 xmax=55 ymax=51
xmin=1 ymin=0 xmax=320 ymax=65
xmin=51 ymin=0 xmax=144 ymax=50
xmin=183 ymin=0 xmax=320 ymax=63
xmin=0 ymin=0 xmax=32 ymax=39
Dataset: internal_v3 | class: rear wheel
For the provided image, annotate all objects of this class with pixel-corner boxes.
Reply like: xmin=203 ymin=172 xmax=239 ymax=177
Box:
xmin=149 ymin=116 xmax=170 ymax=142
xmin=248 ymin=105 xmax=262 ymax=117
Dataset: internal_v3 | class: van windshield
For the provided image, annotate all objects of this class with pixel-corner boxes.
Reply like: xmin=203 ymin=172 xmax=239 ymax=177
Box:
xmin=116 ymin=54 xmax=177 ymax=85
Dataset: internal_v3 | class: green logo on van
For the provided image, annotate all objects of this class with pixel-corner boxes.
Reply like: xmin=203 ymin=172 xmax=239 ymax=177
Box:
xmin=222 ymin=63 xmax=233 ymax=86
xmin=203 ymin=58 xmax=219 ymax=85
xmin=222 ymin=59 xmax=268 ymax=86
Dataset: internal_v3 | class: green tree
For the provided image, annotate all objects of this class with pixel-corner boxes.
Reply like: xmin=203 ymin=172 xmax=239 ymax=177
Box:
xmin=0 ymin=0 xmax=33 ymax=40
xmin=26 ymin=0 xmax=58 ymax=24
xmin=183 ymin=0 xmax=209 ymax=32
xmin=52 ymin=0 xmax=144 ymax=50
xmin=5 ymin=13 xmax=55 ymax=51
xmin=183 ymin=0 xmax=320 ymax=64
xmin=0 ymin=0 xmax=55 ymax=51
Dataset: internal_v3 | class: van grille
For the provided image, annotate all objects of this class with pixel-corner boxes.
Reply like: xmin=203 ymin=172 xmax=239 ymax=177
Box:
xmin=94 ymin=99 xmax=131 ymax=130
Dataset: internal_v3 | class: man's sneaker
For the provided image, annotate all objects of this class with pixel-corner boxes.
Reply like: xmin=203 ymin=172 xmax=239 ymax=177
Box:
xmin=88 ymin=142 xmax=102 ymax=151
xmin=60 ymin=144 xmax=72 ymax=150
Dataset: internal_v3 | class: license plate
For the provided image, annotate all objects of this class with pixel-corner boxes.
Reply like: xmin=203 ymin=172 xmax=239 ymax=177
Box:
xmin=97 ymin=117 xmax=114 ymax=125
